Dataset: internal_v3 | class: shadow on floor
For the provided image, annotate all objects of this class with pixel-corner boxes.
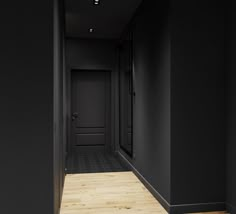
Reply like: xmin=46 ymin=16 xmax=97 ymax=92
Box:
xmin=66 ymin=150 xmax=130 ymax=174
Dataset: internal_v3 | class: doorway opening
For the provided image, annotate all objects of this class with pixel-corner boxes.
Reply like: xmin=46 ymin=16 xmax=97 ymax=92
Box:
xmin=66 ymin=69 xmax=129 ymax=173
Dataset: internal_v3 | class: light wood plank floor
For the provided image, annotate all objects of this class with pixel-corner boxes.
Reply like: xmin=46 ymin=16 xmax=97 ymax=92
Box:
xmin=60 ymin=171 xmax=167 ymax=214
xmin=60 ymin=171 xmax=226 ymax=214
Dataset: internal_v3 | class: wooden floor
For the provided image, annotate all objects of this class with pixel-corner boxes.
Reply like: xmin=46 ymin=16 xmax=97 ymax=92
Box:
xmin=60 ymin=171 xmax=167 ymax=214
xmin=60 ymin=171 xmax=227 ymax=214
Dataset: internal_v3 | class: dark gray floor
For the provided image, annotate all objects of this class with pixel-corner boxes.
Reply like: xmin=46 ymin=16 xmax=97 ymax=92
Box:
xmin=66 ymin=150 xmax=129 ymax=174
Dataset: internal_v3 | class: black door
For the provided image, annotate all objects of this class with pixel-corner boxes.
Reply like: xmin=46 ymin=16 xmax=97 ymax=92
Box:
xmin=70 ymin=70 xmax=111 ymax=153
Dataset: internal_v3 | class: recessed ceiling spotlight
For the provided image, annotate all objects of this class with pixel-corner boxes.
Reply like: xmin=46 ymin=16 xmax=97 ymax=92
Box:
xmin=89 ymin=28 xmax=94 ymax=33
xmin=94 ymin=0 xmax=100 ymax=5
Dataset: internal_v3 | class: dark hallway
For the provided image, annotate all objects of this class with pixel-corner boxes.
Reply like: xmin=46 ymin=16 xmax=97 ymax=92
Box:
xmin=64 ymin=0 xmax=139 ymax=174
xmin=0 ymin=0 xmax=236 ymax=214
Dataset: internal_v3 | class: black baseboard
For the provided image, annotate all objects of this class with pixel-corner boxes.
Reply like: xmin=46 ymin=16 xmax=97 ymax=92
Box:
xmin=227 ymin=203 xmax=236 ymax=214
xmin=116 ymin=150 xmax=226 ymax=214
xmin=170 ymin=202 xmax=225 ymax=214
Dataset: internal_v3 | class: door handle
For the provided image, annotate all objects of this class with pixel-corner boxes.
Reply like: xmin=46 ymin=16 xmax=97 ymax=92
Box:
xmin=72 ymin=112 xmax=78 ymax=121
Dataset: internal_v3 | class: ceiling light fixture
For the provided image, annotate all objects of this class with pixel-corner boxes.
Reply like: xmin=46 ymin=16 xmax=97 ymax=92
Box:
xmin=94 ymin=0 xmax=100 ymax=5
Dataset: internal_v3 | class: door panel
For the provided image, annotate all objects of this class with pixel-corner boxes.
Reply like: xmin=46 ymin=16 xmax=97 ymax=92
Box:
xmin=74 ymin=74 xmax=106 ymax=128
xmin=75 ymin=133 xmax=105 ymax=146
xmin=71 ymin=70 xmax=111 ymax=150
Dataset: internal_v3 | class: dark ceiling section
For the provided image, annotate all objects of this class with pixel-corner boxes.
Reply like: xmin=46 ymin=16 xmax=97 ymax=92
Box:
xmin=65 ymin=0 xmax=143 ymax=39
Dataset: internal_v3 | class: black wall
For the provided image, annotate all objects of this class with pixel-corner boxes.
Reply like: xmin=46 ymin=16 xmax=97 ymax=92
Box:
xmin=66 ymin=39 xmax=118 ymax=71
xmin=119 ymin=0 xmax=227 ymax=213
xmin=0 ymin=0 xmax=59 ymax=214
xmin=226 ymin=1 xmax=236 ymax=213
xmin=170 ymin=0 xmax=225 ymax=212
xmin=131 ymin=0 xmax=171 ymax=205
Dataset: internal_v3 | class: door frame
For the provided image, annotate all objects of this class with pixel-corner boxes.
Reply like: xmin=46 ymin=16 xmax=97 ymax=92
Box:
xmin=118 ymin=29 xmax=134 ymax=158
xmin=66 ymin=68 xmax=115 ymax=157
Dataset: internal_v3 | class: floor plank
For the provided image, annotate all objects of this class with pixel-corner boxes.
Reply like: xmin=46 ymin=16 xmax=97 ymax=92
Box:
xmin=60 ymin=172 xmax=167 ymax=214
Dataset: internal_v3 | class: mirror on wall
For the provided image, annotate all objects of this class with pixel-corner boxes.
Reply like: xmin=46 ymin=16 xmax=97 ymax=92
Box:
xmin=119 ymin=30 xmax=134 ymax=157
